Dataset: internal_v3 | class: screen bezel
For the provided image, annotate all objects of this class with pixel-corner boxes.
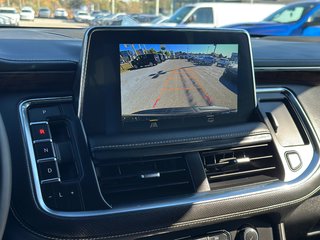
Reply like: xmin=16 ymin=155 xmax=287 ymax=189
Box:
xmin=78 ymin=27 xmax=256 ymax=136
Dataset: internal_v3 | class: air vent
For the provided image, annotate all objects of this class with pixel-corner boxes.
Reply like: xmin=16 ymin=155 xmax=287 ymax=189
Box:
xmin=201 ymin=143 xmax=282 ymax=190
xmin=95 ymin=155 xmax=194 ymax=206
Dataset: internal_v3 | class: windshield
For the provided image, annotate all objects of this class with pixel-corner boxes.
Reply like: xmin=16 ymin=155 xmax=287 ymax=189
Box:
xmin=264 ymin=2 xmax=316 ymax=23
xmin=1 ymin=0 xmax=320 ymax=37
xmin=165 ymin=6 xmax=193 ymax=24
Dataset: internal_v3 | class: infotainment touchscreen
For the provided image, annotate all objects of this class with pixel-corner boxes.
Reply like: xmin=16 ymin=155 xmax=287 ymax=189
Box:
xmin=120 ymin=44 xmax=238 ymax=119
xmin=78 ymin=28 xmax=256 ymax=135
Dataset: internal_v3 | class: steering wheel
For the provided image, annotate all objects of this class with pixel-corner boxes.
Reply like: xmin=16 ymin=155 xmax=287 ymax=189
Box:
xmin=0 ymin=114 xmax=11 ymax=239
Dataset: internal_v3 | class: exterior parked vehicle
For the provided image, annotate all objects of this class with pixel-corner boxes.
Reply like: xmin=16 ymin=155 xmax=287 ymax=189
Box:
xmin=54 ymin=8 xmax=68 ymax=19
xmin=0 ymin=15 xmax=14 ymax=26
xmin=89 ymin=13 xmax=111 ymax=26
xmin=74 ymin=11 xmax=93 ymax=23
xmin=161 ymin=3 xmax=283 ymax=28
xmin=0 ymin=7 xmax=20 ymax=26
xmin=38 ymin=7 xmax=51 ymax=18
xmin=217 ymin=58 xmax=229 ymax=67
xmin=100 ymin=13 xmax=126 ymax=25
xmin=225 ymin=1 xmax=320 ymax=36
xmin=131 ymin=54 xmax=161 ymax=69
xmin=20 ymin=7 xmax=35 ymax=21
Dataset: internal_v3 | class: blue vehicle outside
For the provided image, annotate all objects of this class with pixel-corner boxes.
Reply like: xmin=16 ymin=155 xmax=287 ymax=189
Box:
xmin=225 ymin=1 xmax=320 ymax=36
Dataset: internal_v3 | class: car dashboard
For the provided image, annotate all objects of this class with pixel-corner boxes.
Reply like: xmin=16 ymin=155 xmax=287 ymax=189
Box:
xmin=1 ymin=28 xmax=320 ymax=240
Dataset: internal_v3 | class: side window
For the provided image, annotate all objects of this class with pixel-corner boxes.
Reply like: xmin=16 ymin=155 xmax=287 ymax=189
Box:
xmin=307 ymin=9 xmax=320 ymax=25
xmin=186 ymin=7 xmax=213 ymax=24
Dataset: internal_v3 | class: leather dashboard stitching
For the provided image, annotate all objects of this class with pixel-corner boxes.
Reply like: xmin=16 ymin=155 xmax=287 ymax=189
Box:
xmin=91 ymin=130 xmax=270 ymax=150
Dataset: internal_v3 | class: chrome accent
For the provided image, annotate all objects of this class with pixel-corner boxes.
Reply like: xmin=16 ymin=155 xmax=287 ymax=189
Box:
xmin=41 ymin=177 xmax=61 ymax=184
xmin=30 ymin=121 xmax=49 ymax=126
xmin=37 ymin=157 xmax=57 ymax=163
xmin=140 ymin=172 xmax=161 ymax=179
xmin=19 ymin=89 xmax=320 ymax=218
xmin=33 ymin=139 xmax=52 ymax=144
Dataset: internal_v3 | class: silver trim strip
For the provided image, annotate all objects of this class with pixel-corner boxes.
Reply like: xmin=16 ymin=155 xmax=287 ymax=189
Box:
xmin=41 ymin=177 xmax=61 ymax=184
xmin=19 ymin=89 xmax=319 ymax=218
xmin=30 ymin=121 xmax=49 ymax=126
xmin=33 ymin=139 xmax=52 ymax=144
xmin=37 ymin=157 xmax=57 ymax=163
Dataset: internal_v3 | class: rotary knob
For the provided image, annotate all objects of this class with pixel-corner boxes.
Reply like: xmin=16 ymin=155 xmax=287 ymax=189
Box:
xmin=237 ymin=227 xmax=259 ymax=240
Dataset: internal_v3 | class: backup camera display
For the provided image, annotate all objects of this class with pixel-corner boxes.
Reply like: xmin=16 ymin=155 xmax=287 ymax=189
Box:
xmin=120 ymin=44 xmax=238 ymax=119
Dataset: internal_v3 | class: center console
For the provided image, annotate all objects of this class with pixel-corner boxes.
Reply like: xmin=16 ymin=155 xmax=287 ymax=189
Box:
xmin=17 ymin=28 xmax=320 ymax=240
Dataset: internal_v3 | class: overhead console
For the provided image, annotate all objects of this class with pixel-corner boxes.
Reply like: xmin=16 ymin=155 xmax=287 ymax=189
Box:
xmin=17 ymin=28 xmax=320 ymax=239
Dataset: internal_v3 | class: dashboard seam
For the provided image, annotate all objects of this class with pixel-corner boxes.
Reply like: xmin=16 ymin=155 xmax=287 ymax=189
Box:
xmin=91 ymin=131 xmax=270 ymax=150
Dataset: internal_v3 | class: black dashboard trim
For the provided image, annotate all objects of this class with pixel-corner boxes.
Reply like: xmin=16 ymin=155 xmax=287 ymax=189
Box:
xmin=13 ymin=88 xmax=320 ymax=240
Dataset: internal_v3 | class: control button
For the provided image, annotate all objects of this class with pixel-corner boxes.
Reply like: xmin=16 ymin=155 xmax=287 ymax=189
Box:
xmin=38 ymin=160 xmax=59 ymax=182
xmin=286 ymin=152 xmax=302 ymax=171
xmin=28 ymin=106 xmax=60 ymax=122
xmin=208 ymin=232 xmax=230 ymax=240
xmin=41 ymin=183 xmax=56 ymax=209
xmin=34 ymin=141 xmax=54 ymax=160
xmin=237 ymin=227 xmax=259 ymax=240
xmin=30 ymin=123 xmax=50 ymax=141
xmin=55 ymin=183 xmax=82 ymax=211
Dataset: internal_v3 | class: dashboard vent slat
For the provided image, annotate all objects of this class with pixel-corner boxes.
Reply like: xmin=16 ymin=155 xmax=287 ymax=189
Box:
xmin=201 ymin=142 xmax=281 ymax=190
xmin=95 ymin=155 xmax=194 ymax=206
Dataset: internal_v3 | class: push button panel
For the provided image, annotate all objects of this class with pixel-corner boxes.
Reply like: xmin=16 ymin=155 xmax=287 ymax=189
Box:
xmin=26 ymin=104 xmax=83 ymax=212
xmin=28 ymin=106 xmax=60 ymax=122
xmin=30 ymin=123 xmax=51 ymax=140
xmin=34 ymin=141 xmax=55 ymax=160
xmin=41 ymin=182 xmax=83 ymax=211
xmin=38 ymin=160 xmax=60 ymax=183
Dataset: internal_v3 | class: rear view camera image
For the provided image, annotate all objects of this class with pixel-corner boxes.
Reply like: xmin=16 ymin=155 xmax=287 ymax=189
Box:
xmin=120 ymin=44 xmax=238 ymax=117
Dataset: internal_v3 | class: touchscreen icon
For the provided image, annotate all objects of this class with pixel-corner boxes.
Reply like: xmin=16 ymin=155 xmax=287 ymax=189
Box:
xmin=150 ymin=121 xmax=158 ymax=128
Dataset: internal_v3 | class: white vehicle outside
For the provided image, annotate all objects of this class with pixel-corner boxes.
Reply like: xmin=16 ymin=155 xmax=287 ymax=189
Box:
xmin=0 ymin=15 xmax=15 ymax=26
xmin=0 ymin=7 xmax=20 ymax=26
xmin=20 ymin=7 xmax=35 ymax=21
xmin=101 ymin=13 xmax=126 ymax=25
xmin=38 ymin=7 xmax=51 ymax=18
xmin=74 ymin=11 xmax=93 ymax=23
xmin=54 ymin=8 xmax=68 ymax=19
xmin=161 ymin=3 xmax=284 ymax=28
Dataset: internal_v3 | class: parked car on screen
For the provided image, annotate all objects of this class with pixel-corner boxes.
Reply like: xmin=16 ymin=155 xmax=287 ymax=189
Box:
xmin=131 ymin=54 xmax=161 ymax=69
xmin=223 ymin=63 xmax=238 ymax=81
xmin=197 ymin=56 xmax=215 ymax=66
xmin=54 ymin=8 xmax=68 ymax=19
xmin=158 ymin=53 xmax=167 ymax=62
xmin=38 ymin=7 xmax=51 ymax=18
xmin=217 ymin=58 xmax=229 ymax=67
xmin=225 ymin=1 xmax=320 ymax=36
xmin=0 ymin=7 xmax=20 ymax=26
xmin=74 ymin=11 xmax=93 ymax=23
xmin=20 ymin=7 xmax=35 ymax=21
